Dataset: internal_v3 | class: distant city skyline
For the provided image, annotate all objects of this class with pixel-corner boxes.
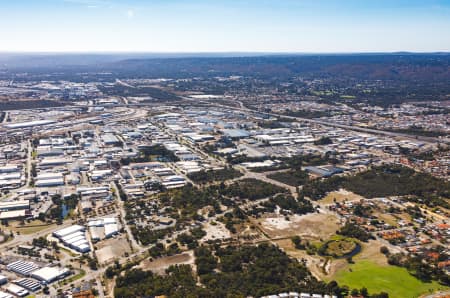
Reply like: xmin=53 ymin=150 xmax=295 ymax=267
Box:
xmin=1 ymin=0 xmax=450 ymax=53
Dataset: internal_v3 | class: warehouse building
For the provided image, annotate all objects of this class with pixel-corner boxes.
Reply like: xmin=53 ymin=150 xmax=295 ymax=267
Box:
xmin=35 ymin=178 xmax=65 ymax=187
xmin=31 ymin=266 xmax=70 ymax=284
xmin=13 ymin=278 xmax=41 ymax=292
xmin=0 ymin=290 xmax=13 ymax=298
xmin=0 ymin=275 xmax=7 ymax=285
xmin=53 ymin=225 xmax=90 ymax=253
xmin=0 ymin=201 xmax=29 ymax=212
xmin=5 ymin=284 xmax=28 ymax=297
xmin=6 ymin=261 xmax=40 ymax=276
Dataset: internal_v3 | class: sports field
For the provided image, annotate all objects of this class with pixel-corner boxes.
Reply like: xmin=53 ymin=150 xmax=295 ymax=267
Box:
xmin=334 ymin=260 xmax=448 ymax=298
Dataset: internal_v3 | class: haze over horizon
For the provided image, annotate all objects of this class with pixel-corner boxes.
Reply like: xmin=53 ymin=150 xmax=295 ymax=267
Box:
xmin=1 ymin=0 xmax=450 ymax=53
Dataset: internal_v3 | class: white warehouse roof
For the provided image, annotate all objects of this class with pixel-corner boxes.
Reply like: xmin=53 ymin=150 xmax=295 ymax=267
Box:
xmin=31 ymin=266 xmax=70 ymax=283
xmin=53 ymin=225 xmax=85 ymax=238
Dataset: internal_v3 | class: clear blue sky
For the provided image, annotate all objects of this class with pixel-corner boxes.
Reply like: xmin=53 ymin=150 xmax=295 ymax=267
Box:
xmin=1 ymin=0 xmax=449 ymax=52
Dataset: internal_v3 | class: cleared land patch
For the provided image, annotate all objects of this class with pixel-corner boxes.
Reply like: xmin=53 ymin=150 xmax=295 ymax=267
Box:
xmin=258 ymin=212 xmax=340 ymax=239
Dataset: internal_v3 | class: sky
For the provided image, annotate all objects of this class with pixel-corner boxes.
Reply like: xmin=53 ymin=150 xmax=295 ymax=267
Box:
xmin=0 ymin=0 xmax=449 ymax=53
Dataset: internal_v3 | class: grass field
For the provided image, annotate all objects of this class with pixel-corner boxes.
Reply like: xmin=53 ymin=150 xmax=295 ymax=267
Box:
xmin=10 ymin=220 xmax=56 ymax=235
xmin=334 ymin=260 xmax=448 ymax=298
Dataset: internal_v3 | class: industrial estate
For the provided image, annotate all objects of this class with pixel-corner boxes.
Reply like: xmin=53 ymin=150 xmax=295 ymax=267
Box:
xmin=0 ymin=52 xmax=448 ymax=298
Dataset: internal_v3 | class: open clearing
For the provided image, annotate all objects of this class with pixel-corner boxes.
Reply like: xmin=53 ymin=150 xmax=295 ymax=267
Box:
xmin=202 ymin=221 xmax=231 ymax=241
xmin=259 ymin=212 xmax=341 ymax=239
xmin=140 ymin=251 xmax=194 ymax=274
xmin=334 ymin=260 xmax=448 ymax=298
xmin=280 ymin=238 xmax=448 ymax=297
xmin=10 ymin=220 xmax=56 ymax=235
xmin=96 ymin=235 xmax=131 ymax=264
xmin=319 ymin=189 xmax=364 ymax=205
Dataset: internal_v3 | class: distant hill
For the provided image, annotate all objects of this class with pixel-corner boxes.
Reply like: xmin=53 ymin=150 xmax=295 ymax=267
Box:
xmin=107 ymin=53 xmax=450 ymax=81
xmin=1 ymin=53 xmax=449 ymax=84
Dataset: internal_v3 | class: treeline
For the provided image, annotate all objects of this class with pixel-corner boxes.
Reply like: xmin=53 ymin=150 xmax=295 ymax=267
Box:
xmin=249 ymin=154 xmax=334 ymax=173
xmin=386 ymin=252 xmax=449 ymax=286
xmin=257 ymin=120 xmax=287 ymax=129
xmin=385 ymin=126 xmax=448 ymax=137
xmin=187 ymin=168 xmax=243 ymax=184
xmin=268 ymin=168 xmax=309 ymax=187
xmin=300 ymin=165 xmax=450 ymax=206
xmin=337 ymin=222 xmax=372 ymax=242
xmin=130 ymin=226 xmax=172 ymax=246
xmin=0 ymin=100 xmax=66 ymax=111
xmin=284 ymin=109 xmax=331 ymax=119
xmin=218 ymin=178 xmax=287 ymax=201
xmin=98 ymin=84 xmax=180 ymax=101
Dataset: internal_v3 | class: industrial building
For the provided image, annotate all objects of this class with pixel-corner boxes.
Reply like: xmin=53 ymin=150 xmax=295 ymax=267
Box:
xmin=4 ymin=120 xmax=56 ymax=129
xmin=6 ymin=261 xmax=40 ymax=277
xmin=88 ymin=217 xmax=119 ymax=241
xmin=13 ymin=278 xmax=41 ymax=292
xmin=31 ymin=266 xmax=70 ymax=284
xmin=53 ymin=225 xmax=90 ymax=253
xmin=0 ymin=290 xmax=13 ymax=298
xmin=5 ymin=284 xmax=28 ymax=297
xmin=0 ymin=201 xmax=29 ymax=212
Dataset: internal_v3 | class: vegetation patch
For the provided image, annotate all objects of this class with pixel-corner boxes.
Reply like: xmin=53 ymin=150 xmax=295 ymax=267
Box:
xmin=267 ymin=169 xmax=309 ymax=187
xmin=301 ymin=165 xmax=450 ymax=208
xmin=114 ymin=244 xmax=346 ymax=297
xmin=318 ymin=238 xmax=360 ymax=258
xmin=187 ymin=168 xmax=243 ymax=184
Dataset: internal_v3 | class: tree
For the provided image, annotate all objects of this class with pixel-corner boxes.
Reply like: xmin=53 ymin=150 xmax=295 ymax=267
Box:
xmin=350 ymin=288 xmax=359 ymax=296
xmin=380 ymin=246 xmax=389 ymax=255
xmin=291 ymin=236 xmax=305 ymax=250
xmin=105 ymin=266 xmax=116 ymax=279
xmin=360 ymin=287 xmax=368 ymax=297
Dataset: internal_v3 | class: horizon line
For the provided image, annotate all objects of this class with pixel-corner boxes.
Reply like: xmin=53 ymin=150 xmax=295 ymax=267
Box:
xmin=1 ymin=50 xmax=449 ymax=56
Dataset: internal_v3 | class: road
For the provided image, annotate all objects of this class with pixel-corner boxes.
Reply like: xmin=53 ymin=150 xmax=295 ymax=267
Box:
xmin=26 ymin=140 xmax=32 ymax=187
xmin=111 ymin=181 xmax=141 ymax=252
xmin=0 ymin=221 xmax=74 ymax=250
xmin=234 ymin=166 xmax=298 ymax=197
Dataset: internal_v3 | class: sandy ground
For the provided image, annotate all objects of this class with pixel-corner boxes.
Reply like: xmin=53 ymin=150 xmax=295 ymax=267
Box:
xmin=202 ymin=221 xmax=231 ymax=241
xmin=319 ymin=189 xmax=365 ymax=205
xmin=139 ymin=251 xmax=195 ymax=274
xmin=259 ymin=212 xmax=341 ymax=240
xmin=96 ymin=235 xmax=131 ymax=264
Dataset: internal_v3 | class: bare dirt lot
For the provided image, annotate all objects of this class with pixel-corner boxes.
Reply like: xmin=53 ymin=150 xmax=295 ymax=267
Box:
xmin=258 ymin=212 xmax=341 ymax=240
xmin=202 ymin=221 xmax=231 ymax=241
xmin=319 ymin=189 xmax=364 ymax=205
xmin=95 ymin=234 xmax=131 ymax=264
xmin=139 ymin=251 xmax=195 ymax=274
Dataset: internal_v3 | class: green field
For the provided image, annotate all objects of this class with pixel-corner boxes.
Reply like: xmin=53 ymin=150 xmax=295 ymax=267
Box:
xmin=334 ymin=260 xmax=448 ymax=298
